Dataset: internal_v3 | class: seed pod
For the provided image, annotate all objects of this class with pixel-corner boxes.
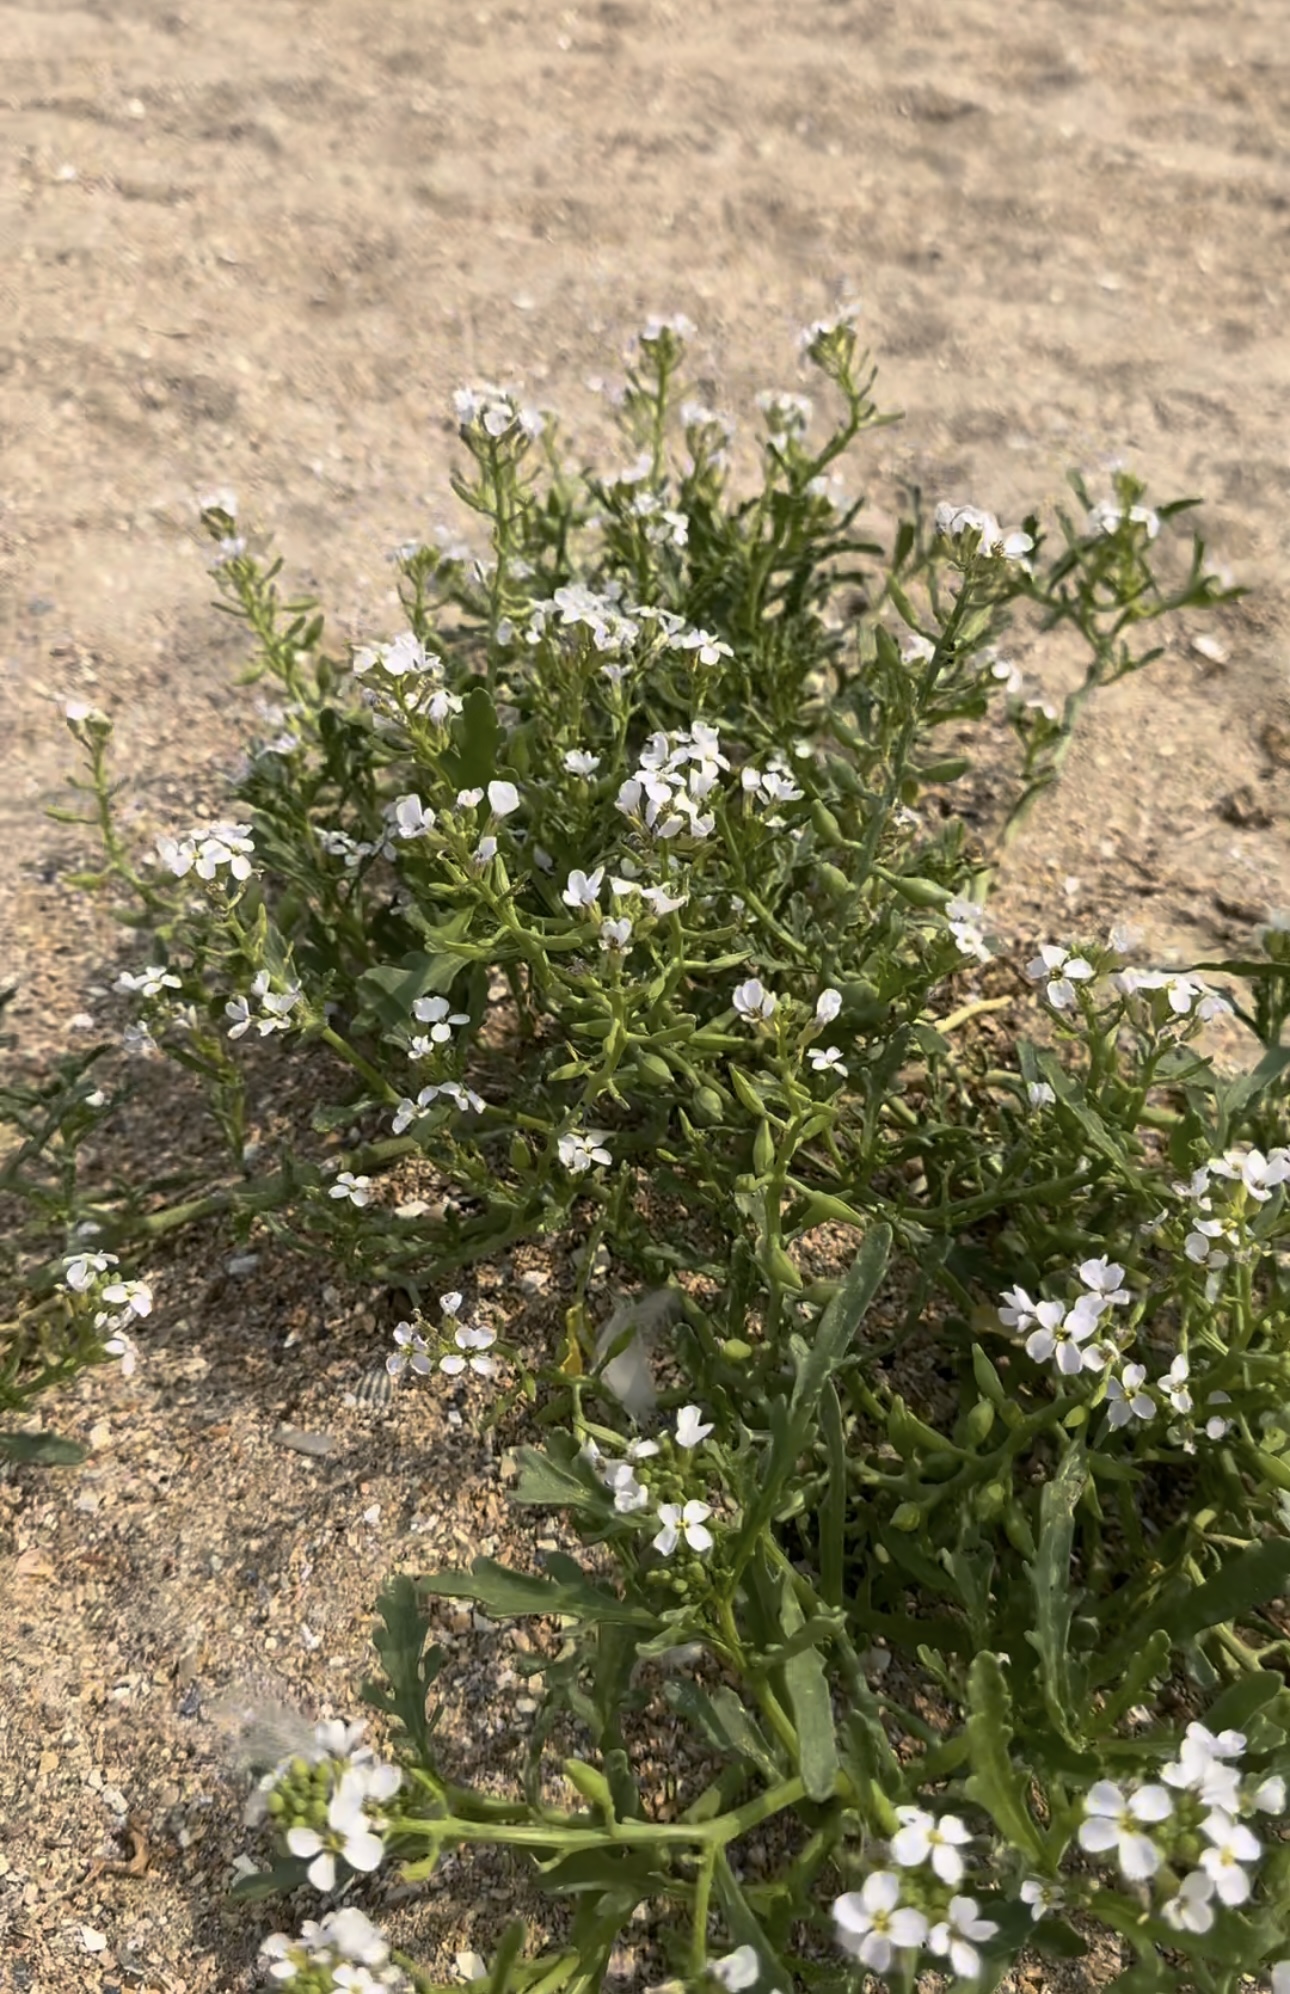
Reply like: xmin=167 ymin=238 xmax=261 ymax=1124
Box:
xmin=753 ymin=1119 xmax=776 ymax=1175
xmin=691 ymin=1085 xmax=726 ymax=1126
xmin=635 ymin=1051 xmax=673 ymax=1086
xmin=721 ymin=1338 xmax=753 ymax=1362
xmin=1004 ymin=1501 xmax=1036 ymax=1558
xmin=509 ymin=1135 xmax=533 ymax=1172
xmin=563 ymin=1758 xmax=615 ymax=1813
xmin=878 ymin=869 xmax=952 ymax=910
xmin=810 ymin=801 xmax=844 ymax=844
xmin=961 ymin=1399 xmax=995 ymax=1448
xmin=974 ymin=1479 xmax=1008 ymax=1523
xmin=971 ymin=1344 xmax=1007 ymax=1408
xmin=891 ymin=1502 xmax=923 ymax=1533
xmin=816 ymin=862 xmax=854 ymax=900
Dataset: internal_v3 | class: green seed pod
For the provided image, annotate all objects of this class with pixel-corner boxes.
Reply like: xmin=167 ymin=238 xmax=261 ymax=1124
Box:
xmin=917 ymin=756 xmax=971 ymax=785
xmin=1003 ymin=1501 xmax=1036 ymax=1559
xmin=892 ymin=1501 xmax=923 ymax=1533
xmin=721 ymin=1338 xmax=753 ymax=1362
xmin=816 ymin=862 xmax=854 ymax=900
xmin=974 ymin=1479 xmax=1008 ymax=1523
xmin=879 ymin=869 xmax=953 ymax=910
xmin=810 ymin=801 xmax=844 ymax=844
xmin=753 ymin=1119 xmax=775 ymax=1176
xmin=509 ymin=1134 xmax=533 ymax=1173
xmin=691 ymin=1085 xmax=726 ymax=1126
xmin=635 ymin=1051 xmax=674 ymax=1086
xmin=760 ymin=1243 xmax=803 ymax=1291
xmin=972 ymin=1344 xmax=1007 ymax=1407
xmin=961 ymin=1399 xmax=995 ymax=1448
xmin=563 ymin=1758 xmax=615 ymax=1813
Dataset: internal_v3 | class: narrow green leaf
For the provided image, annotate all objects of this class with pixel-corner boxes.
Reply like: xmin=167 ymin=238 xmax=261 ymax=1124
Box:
xmin=663 ymin=1681 xmax=782 ymax=1784
xmin=362 ymin=1575 xmax=443 ymax=1764
xmin=713 ymin=1851 xmax=794 ymax=1992
xmin=818 ymin=1379 xmax=846 ymax=1608
xmin=1159 ymin=1540 xmax=1290 ymax=1646
xmin=779 ymin=1574 xmax=839 ymax=1803
xmin=419 ymin=1555 xmax=650 ymax=1627
xmin=1026 ymin=1447 xmax=1087 ymax=1744
xmin=964 ymin=1653 xmax=1044 ymax=1861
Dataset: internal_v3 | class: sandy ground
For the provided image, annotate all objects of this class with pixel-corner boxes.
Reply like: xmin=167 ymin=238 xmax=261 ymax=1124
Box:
xmin=2 ymin=0 xmax=1290 ymax=1988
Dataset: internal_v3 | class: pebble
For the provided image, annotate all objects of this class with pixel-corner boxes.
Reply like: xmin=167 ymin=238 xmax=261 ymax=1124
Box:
xmin=272 ymin=1428 xmax=340 ymax=1458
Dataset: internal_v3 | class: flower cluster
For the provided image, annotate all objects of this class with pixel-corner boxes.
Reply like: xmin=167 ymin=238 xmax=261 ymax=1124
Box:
xmin=615 ymin=725 xmax=727 ymax=841
xmin=387 ymin=1292 xmax=498 ymax=1384
xmin=226 ymin=969 xmax=303 ymax=1039
xmin=934 ymin=501 xmax=1034 ymax=565
xmin=248 ymin=1717 xmax=400 ymax=1894
xmin=581 ymin=1404 xmax=717 ymax=1558
xmin=157 ymin=820 xmax=256 ymax=884
xmin=62 ymin=1250 xmax=153 ymax=1375
xmin=261 ymin=1907 xmax=409 ymax=1991
xmin=391 ymin=1079 xmax=486 ymax=1134
xmin=1077 ymin=1722 xmax=1287 ymax=1931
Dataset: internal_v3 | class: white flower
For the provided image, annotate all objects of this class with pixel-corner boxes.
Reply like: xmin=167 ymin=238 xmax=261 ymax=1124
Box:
xmin=115 ymin=964 xmax=181 ymax=999
xmin=815 ymin=987 xmax=842 ymax=1025
xmin=1088 ymin=499 xmax=1160 ymax=540
xmin=472 ymin=835 xmax=498 ymax=869
xmin=890 ymin=1806 xmax=972 ymax=1886
xmin=1078 ymin=1780 xmax=1172 ymax=1879
xmin=1027 ymin=1081 xmax=1056 ymax=1107
xmin=808 ymin=1045 xmax=847 ymax=1077
xmin=1253 ymin=1774 xmax=1286 ymax=1813
xmin=1161 ymin=1869 xmax=1216 ymax=1934
xmin=946 ymin=897 xmax=991 ymax=963
xmin=675 ymin=1405 xmax=714 ymax=1449
xmin=559 ymin=1129 xmax=613 ymax=1174
xmin=600 ymin=916 xmax=633 ymax=952
xmin=709 ymin=1945 xmax=759 ymax=1992
xmin=487 ymin=779 xmax=520 ymax=817
xmin=391 ymin=793 xmax=436 ymax=838
xmin=733 ymin=977 xmax=776 ymax=1021
xmin=832 ymin=1872 xmax=929 ymax=1973
xmin=1210 ymin=1145 xmax=1290 ymax=1203
xmin=1019 ymin=1878 xmax=1058 ymax=1922
xmin=102 ymin=1331 xmax=138 ymax=1377
xmin=652 ymin=1499 xmax=713 ymax=1556
xmin=602 ymin=1461 xmax=651 ymax=1514
xmin=1077 ymin=1257 xmax=1131 ymax=1305
xmin=998 ymin=1285 xmax=1038 ymax=1331
xmin=329 ymin=1172 xmax=372 ymax=1207
xmin=65 ymin=1251 xmax=115 ymax=1292
xmin=1161 ymin=1722 xmax=1246 ymax=1807
xmin=1025 ymin=1297 xmax=1104 ymax=1375
xmin=1162 ymin=1354 xmax=1193 ymax=1415
xmin=563 ymin=867 xmax=604 ymax=910
xmin=285 ymin=1768 xmax=388 ymax=1891
xmin=1198 ymin=1809 xmax=1260 ymax=1905
xmin=1105 ymin=1362 xmax=1156 ymax=1428
xmin=639 ymin=882 xmax=688 ymax=915
xmin=440 ymin=1322 xmax=498 ymax=1380
xmin=387 ymin=1323 xmax=433 ymax=1380
xmin=1273 ymin=1965 xmax=1290 ymax=1994
xmin=411 ymin=994 xmax=470 ymax=1042
xmin=563 ymin=750 xmax=601 ymax=777
xmin=927 ymin=1894 xmax=1000 ymax=1981
xmin=1026 ymin=944 xmax=1095 ymax=1011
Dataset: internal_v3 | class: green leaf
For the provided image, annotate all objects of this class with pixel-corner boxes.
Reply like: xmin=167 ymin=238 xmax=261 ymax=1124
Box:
xmin=0 ymin=1430 xmax=87 ymax=1465
xmin=1159 ymin=1539 xmax=1290 ymax=1646
xmin=964 ymin=1653 xmax=1044 ymax=1860
xmin=535 ymin=1846 xmax=671 ymax=1898
xmin=1202 ymin=1669 xmax=1286 ymax=1736
xmin=228 ymin=1854 xmax=309 ymax=1902
xmin=1026 ymin=1446 xmax=1087 ymax=1743
xmin=818 ymin=1379 xmax=846 ymax=1608
xmin=354 ymin=920 xmax=474 ymax=1031
xmin=663 ymin=1681 xmax=782 ymax=1784
xmin=778 ymin=1574 xmax=839 ymax=1803
xmin=419 ymin=1555 xmax=651 ymax=1627
xmin=448 ymin=684 xmax=503 ymax=787
xmin=361 ymin=1575 xmax=444 ymax=1765
xmin=713 ymin=1851 xmax=794 ymax=1993
xmin=511 ymin=1445 xmax=601 ymax=1510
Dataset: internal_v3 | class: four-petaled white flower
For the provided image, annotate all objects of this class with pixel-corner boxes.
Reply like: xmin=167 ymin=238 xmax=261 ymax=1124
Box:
xmin=733 ymin=978 xmax=776 ymax=1021
xmin=559 ymin=1129 xmax=613 ymax=1174
xmin=116 ymin=964 xmax=181 ymax=999
xmin=563 ymin=867 xmax=604 ymax=910
xmin=1025 ymin=1297 xmax=1104 ymax=1375
xmin=652 ymin=1499 xmax=713 ymax=1556
xmin=1026 ymin=944 xmax=1095 ymax=1011
xmin=412 ymin=994 xmax=471 ymax=1042
xmin=639 ymin=882 xmax=688 ymax=915
xmin=1199 ymin=1810 xmax=1261 ymax=1904
xmin=1019 ymin=1878 xmax=1058 ymax=1922
xmin=1077 ymin=1257 xmax=1131 ymax=1306
xmin=440 ymin=1322 xmax=497 ymax=1380
xmin=329 ymin=1171 xmax=372 ymax=1207
xmin=890 ymin=1806 xmax=972 ymax=1886
xmin=832 ymin=1872 xmax=929 ymax=1973
xmin=927 ymin=1894 xmax=1000 ymax=1981
xmin=600 ymin=917 xmax=633 ymax=952
xmin=809 ymin=1045 xmax=847 ymax=1077
xmin=1104 ymin=1363 xmax=1155 ymax=1428
xmin=387 ymin=1323 xmax=433 ymax=1379
xmin=708 ymin=1945 xmax=758 ymax=1992
xmin=285 ymin=1768 xmax=389 ymax=1892
xmin=391 ymin=793 xmax=436 ymax=838
xmin=675 ymin=1405 xmax=714 ymax=1449
xmin=815 ymin=988 xmax=842 ymax=1025
xmin=1161 ymin=1722 xmax=1246 ymax=1812
xmin=1161 ymin=1869 xmax=1216 ymax=1934
xmin=487 ymin=779 xmax=520 ymax=817
xmin=563 ymin=750 xmax=601 ymax=777
xmin=1078 ymin=1780 xmax=1172 ymax=1880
